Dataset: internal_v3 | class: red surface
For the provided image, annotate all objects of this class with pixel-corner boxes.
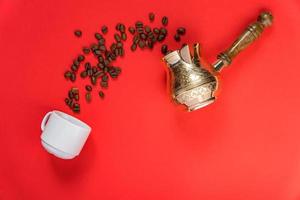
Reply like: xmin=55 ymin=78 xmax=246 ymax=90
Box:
xmin=1 ymin=0 xmax=300 ymax=199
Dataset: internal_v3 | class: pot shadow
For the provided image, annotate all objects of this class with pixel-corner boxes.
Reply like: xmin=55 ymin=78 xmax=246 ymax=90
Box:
xmin=49 ymin=135 xmax=96 ymax=182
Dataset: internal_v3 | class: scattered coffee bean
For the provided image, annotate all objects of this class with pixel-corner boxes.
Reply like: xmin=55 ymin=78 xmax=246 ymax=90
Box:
xmin=121 ymin=33 xmax=127 ymax=41
xmin=74 ymin=30 xmax=82 ymax=37
xmin=131 ymin=43 xmax=137 ymax=51
xmin=100 ymin=81 xmax=108 ymax=88
xmin=80 ymin=71 xmax=88 ymax=78
xmin=101 ymin=25 xmax=108 ymax=34
xmin=161 ymin=44 xmax=168 ymax=55
xmin=71 ymin=64 xmax=78 ymax=72
xmin=74 ymin=94 xmax=79 ymax=101
xmin=177 ymin=27 xmax=186 ymax=35
xmin=138 ymin=40 xmax=146 ymax=49
xmin=64 ymin=71 xmax=72 ymax=79
xmin=153 ymin=28 xmax=160 ymax=34
xmin=85 ymin=92 xmax=91 ymax=102
xmin=128 ymin=26 xmax=135 ymax=34
xmin=85 ymin=85 xmax=92 ymax=91
xmin=119 ymin=24 xmax=126 ymax=33
xmin=149 ymin=12 xmax=155 ymax=22
xmin=65 ymin=98 xmax=70 ymax=105
xmin=78 ymin=55 xmax=85 ymax=62
xmin=114 ymin=33 xmax=121 ymax=42
xmin=95 ymin=32 xmax=102 ymax=40
xmin=144 ymin=26 xmax=151 ymax=33
xmin=160 ymin=27 xmax=167 ymax=35
xmin=135 ymin=21 xmax=143 ymax=28
xmin=91 ymin=76 xmax=97 ymax=85
xmin=70 ymin=73 xmax=76 ymax=82
xmin=98 ymin=91 xmax=105 ymax=99
xmin=174 ymin=33 xmax=181 ymax=42
xmin=82 ymin=47 xmax=90 ymax=54
xmin=162 ymin=16 xmax=168 ymax=26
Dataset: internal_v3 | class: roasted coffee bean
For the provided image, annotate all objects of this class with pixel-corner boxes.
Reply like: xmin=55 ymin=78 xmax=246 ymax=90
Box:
xmin=102 ymin=74 xmax=108 ymax=81
xmin=98 ymin=91 xmax=105 ymax=99
xmin=73 ymin=59 xmax=80 ymax=66
xmin=103 ymin=66 xmax=108 ymax=73
xmin=177 ymin=27 xmax=186 ymax=35
xmin=121 ymin=33 xmax=127 ymax=41
xmin=68 ymin=90 xmax=74 ymax=99
xmin=119 ymin=24 xmax=125 ymax=33
xmin=119 ymin=48 xmax=124 ymax=57
xmin=115 ymin=23 xmax=121 ymax=31
xmin=73 ymin=106 xmax=80 ymax=113
xmin=70 ymin=73 xmax=76 ymax=82
xmin=90 ymin=43 xmax=98 ymax=51
xmin=91 ymin=76 xmax=97 ymax=85
xmin=116 ymin=42 xmax=123 ymax=48
xmin=77 ymin=55 xmax=85 ymax=62
xmin=71 ymin=87 xmax=79 ymax=94
xmin=138 ymin=40 xmax=145 ymax=49
xmin=94 ymin=70 xmax=104 ymax=78
xmin=157 ymin=34 xmax=165 ymax=42
xmin=74 ymin=30 xmax=82 ymax=37
xmin=128 ymin=26 xmax=135 ymax=34
xmin=144 ymin=26 xmax=151 ymax=33
xmin=94 ymin=49 xmax=101 ymax=56
xmin=140 ymin=33 xmax=147 ymax=40
xmin=147 ymin=40 xmax=154 ymax=49
xmin=133 ymin=35 xmax=140 ymax=44
xmin=97 ymin=62 xmax=104 ymax=69
xmin=160 ymin=27 xmax=167 ymax=35
xmin=174 ymin=33 xmax=181 ymax=42
xmin=85 ymin=92 xmax=91 ymax=102
xmin=131 ymin=43 xmax=137 ymax=51
xmin=135 ymin=21 xmax=143 ymax=28
xmin=161 ymin=44 xmax=168 ymax=55
xmin=85 ymin=62 xmax=91 ymax=70
xmin=74 ymin=94 xmax=79 ymax=101
xmin=95 ymin=32 xmax=102 ymax=40
xmin=65 ymin=98 xmax=70 ymax=105
xmin=99 ymin=45 xmax=106 ymax=52
xmin=71 ymin=64 xmax=78 ymax=72
xmin=162 ymin=16 xmax=168 ymax=26
xmin=149 ymin=12 xmax=155 ymax=22
xmin=85 ymin=85 xmax=92 ymax=91
xmin=104 ymin=59 xmax=110 ymax=66
xmin=87 ymin=69 xmax=93 ymax=76
xmin=97 ymin=55 xmax=104 ymax=63
xmin=101 ymin=25 xmax=108 ymax=34
xmin=80 ymin=71 xmax=88 ymax=78
xmin=153 ymin=28 xmax=160 ymax=34
xmin=92 ymin=66 xmax=98 ymax=73
xmin=114 ymin=33 xmax=121 ymax=42
xmin=82 ymin=47 xmax=90 ymax=54
xmin=100 ymin=81 xmax=108 ymax=88
xmin=110 ymin=43 xmax=117 ymax=51
xmin=98 ymin=38 xmax=105 ymax=45
xmin=64 ymin=71 xmax=72 ymax=79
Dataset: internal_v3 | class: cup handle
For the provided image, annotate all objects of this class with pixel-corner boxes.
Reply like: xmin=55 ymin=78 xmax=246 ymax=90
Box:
xmin=41 ymin=111 xmax=53 ymax=131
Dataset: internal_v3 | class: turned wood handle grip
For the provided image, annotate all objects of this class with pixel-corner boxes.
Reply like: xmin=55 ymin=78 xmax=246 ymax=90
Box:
xmin=213 ymin=11 xmax=273 ymax=72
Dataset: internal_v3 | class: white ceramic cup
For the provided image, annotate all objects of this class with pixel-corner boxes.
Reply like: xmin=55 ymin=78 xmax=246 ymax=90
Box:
xmin=40 ymin=110 xmax=91 ymax=159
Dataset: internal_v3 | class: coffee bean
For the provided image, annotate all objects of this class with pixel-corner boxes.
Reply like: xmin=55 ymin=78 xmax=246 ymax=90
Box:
xmin=94 ymin=70 xmax=104 ymax=78
xmin=74 ymin=30 xmax=82 ymax=37
xmin=138 ymin=40 xmax=145 ymax=49
xmin=65 ymin=98 xmax=70 ymax=105
xmin=98 ymin=91 xmax=105 ymax=99
xmin=161 ymin=44 xmax=168 ymax=55
xmin=135 ymin=21 xmax=143 ymax=28
xmin=104 ymin=59 xmax=110 ymax=66
xmin=119 ymin=48 xmax=124 ymax=57
xmin=116 ymin=42 xmax=123 ymax=48
xmin=99 ymin=45 xmax=106 ymax=52
xmin=92 ymin=66 xmax=98 ymax=73
xmin=64 ymin=71 xmax=72 ymax=79
xmin=140 ymin=33 xmax=147 ymax=40
xmin=74 ymin=94 xmax=79 ymax=101
xmin=95 ymin=32 xmax=102 ymax=40
xmin=162 ymin=16 xmax=168 ymax=26
xmin=77 ymin=55 xmax=85 ymax=62
xmin=100 ymin=81 xmax=108 ymax=88
xmin=97 ymin=55 xmax=104 ymax=63
xmin=73 ymin=59 xmax=80 ymax=66
xmin=119 ymin=24 xmax=126 ymax=33
xmin=160 ymin=27 xmax=167 ymax=35
xmin=70 ymin=73 xmax=76 ymax=82
xmin=101 ymin=25 xmax=108 ymax=34
xmin=91 ymin=76 xmax=97 ymax=85
xmin=131 ymin=43 xmax=137 ymax=51
xmin=121 ymin=33 xmax=127 ymax=41
xmin=153 ymin=28 xmax=160 ymax=34
xmin=177 ymin=27 xmax=186 ymax=35
xmin=174 ymin=33 xmax=181 ymax=42
xmin=71 ymin=64 xmax=78 ymax=72
xmin=102 ymin=74 xmax=108 ymax=81
xmin=71 ymin=87 xmax=79 ymax=94
xmin=147 ymin=40 xmax=154 ymax=49
xmin=116 ymin=23 xmax=121 ymax=31
xmin=103 ymin=66 xmax=108 ymax=73
xmin=144 ymin=26 xmax=151 ymax=33
xmin=85 ymin=62 xmax=91 ymax=70
xmin=85 ymin=85 xmax=92 ymax=91
xmin=68 ymin=90 xmax=74 ymax=99
xmin=128 ymin=26 xmax=135 ymax=34
xmin=73 ymin=106 xmax=80 ymax=113
xmin=85 ymin=92 xmax=91 ymax=102
xmin=114 ymin=33 xmax=121 ymax=42
xmin=87 ymin=69 xmax=93 ymax=76
xmin=133 ymin=35 xmax=140 ymax=44
xmin=80 ymin=71 xmax=88 ymax=78
xmin=157 ymin=34 xmax=165 ymax=42
xmin=149 ymin=12 xmax=155 ymax=22
xmin=82 ymin=47 xmax=90 ymax=54
xmin=94 ymin=49 xmax=101 ymax=56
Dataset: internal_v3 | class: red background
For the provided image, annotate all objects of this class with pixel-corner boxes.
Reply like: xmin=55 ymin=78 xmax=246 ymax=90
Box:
xmin=1 ymin=0 xmax=300 ymax=199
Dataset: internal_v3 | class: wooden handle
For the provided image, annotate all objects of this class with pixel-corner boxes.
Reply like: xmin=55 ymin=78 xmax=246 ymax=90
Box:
xmin=213 ymin=11 xmax=273 ymax=72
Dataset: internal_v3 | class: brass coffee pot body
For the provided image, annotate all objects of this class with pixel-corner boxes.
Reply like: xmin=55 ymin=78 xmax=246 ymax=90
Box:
xmin=163 ymin=11 xmax=273 ymax=111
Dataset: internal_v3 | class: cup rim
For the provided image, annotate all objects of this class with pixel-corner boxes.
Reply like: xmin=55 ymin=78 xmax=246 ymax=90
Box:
xmin=52 ymin=110 xmax=91 ymax=132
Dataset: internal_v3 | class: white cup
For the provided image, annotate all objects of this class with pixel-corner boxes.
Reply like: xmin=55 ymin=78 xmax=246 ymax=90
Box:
xmin=40 ymin=110 xmax=91 ymax=159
